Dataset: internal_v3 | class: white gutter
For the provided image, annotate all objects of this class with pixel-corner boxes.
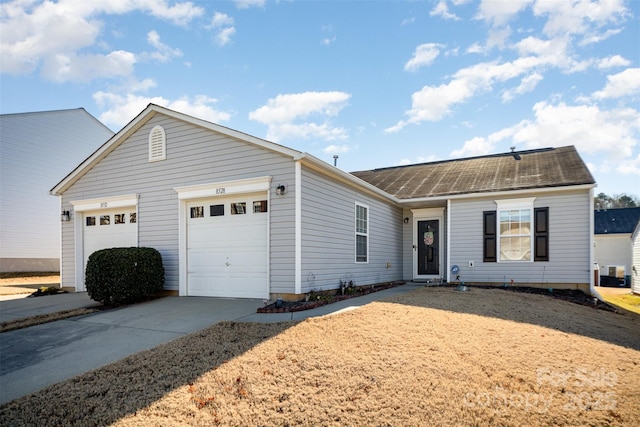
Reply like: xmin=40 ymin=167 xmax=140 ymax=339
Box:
xmin=397 ymin=183 xmax=597 ymax=206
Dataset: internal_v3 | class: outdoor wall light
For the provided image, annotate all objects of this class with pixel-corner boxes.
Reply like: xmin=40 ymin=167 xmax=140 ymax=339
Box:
xmin=403 ymin=217 xmax=410 ymax=224
xmin=276 ymin=184 xmax=286 ymax=195
xmin=61 ymin=210 xmax=71 ymax=222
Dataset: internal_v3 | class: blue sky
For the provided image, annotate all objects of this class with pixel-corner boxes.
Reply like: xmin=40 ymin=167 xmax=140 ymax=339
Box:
xmin=1 ymin=0 xmax=639 ymax=197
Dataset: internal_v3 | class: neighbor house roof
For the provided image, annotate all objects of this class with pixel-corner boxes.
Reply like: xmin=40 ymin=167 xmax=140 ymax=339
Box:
xmin=594 ymin=207 xmax=640 ymax=234
xmin=350 ymin=146 xmax=595 ymax=199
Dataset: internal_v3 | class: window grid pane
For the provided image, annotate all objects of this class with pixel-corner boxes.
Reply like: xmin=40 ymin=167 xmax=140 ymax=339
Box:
xmin=190 ymin=206 xmax=204 ymax=218
xmin=253 ymin=200 xmax=268 ymax=213
xmin=355 ymin=204 xmax=368 ymax=263
xmin=499 ymin=208 xmax=532 ymax=261
xmin=231 ymin=202 xmax=246 ymax=215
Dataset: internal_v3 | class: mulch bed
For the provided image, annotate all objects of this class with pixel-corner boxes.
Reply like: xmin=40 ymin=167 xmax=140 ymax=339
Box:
xmin=258 ymin=281 xmax=619 ymax=314
xmin=467 ymin=284 xmax=619 ymax=312
xmin=257 ymin=281 xmax=406 ymax=313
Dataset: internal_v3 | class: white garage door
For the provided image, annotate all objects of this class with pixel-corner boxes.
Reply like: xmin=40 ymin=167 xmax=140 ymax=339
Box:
xmin=187 ymin=194 xmax=268 ymax=298
xmin=83 ymin=209 xmax=138 ymax=289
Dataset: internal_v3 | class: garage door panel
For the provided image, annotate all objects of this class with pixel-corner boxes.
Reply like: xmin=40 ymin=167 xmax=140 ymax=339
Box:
xmin=186 ymin=195 xmax=268 ymax=298
xmin=82 ymin=208 xmax=137 ymax=291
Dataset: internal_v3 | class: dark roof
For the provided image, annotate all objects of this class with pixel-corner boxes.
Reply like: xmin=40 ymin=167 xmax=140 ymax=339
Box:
xmin=594 ymin=207 xmax=640 ymax=234
xmin=350 ymin=146 xmax=595 ymax=199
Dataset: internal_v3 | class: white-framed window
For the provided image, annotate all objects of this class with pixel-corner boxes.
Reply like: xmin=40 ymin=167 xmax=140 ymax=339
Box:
xmin=148 ymin=125 xmax=166 ymax=162
xmin=355 ymin=203 xmax=368 ymax=263
xmin=495 ymin=198 xmax=535 ymax=262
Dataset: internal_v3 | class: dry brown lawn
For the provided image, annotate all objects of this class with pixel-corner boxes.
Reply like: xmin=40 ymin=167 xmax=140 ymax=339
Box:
xmin=1 ymin=286 xmax=639 ymax=427
xmin=0 ymin=273 xmax=60 ymax=295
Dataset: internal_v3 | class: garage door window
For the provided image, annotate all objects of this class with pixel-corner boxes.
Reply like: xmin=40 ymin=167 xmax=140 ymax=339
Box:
xmin=190 ymin=206 xmax=204 ymax=218
xmin=86 ymin=216 xmax=96 ymax=226
xmin=130 ymin=213 xmax=137 ymax=223
xmin=231 ymin=202 xmax=246 ymax=215
xmin=115 ymin=214 xmax=126 ymax=224
xmin=100 ymin=215 xmax=110 ymax=225
xmin=253 ymin=200 xmax=268 ymax=213
xmin=210 ymin=204 xmax=225 ymax=216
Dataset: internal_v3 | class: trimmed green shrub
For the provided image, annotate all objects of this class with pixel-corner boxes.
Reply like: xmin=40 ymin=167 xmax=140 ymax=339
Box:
xmin=85 ymin=247 xmax=165 ymax=305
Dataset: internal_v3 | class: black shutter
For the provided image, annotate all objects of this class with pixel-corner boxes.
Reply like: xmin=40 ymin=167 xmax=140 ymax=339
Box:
xmin=483 ymin=211 xmax=497 ymax=262
xmin=534 ymin=207 xmax=549 ymax=261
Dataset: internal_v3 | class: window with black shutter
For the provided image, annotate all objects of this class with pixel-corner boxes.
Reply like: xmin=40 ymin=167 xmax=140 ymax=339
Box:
xmin=534 ymin=207 xmax=549 ymax=261
xmin=483 ymin=210 xmax=497 ymax=262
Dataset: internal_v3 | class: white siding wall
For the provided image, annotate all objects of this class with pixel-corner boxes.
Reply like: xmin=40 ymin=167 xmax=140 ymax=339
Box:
xmin=449 ymin=190 xmax=591 ymax=287
xmin=61 ymin=115 xmax=295 ymax=292
xmin=299 ymin=168 xmax=403 ymax=293
xmin=594 ymin=234 xmax=633 ymax=281
xmin=0 ymin=109 xmax=113 ymax=272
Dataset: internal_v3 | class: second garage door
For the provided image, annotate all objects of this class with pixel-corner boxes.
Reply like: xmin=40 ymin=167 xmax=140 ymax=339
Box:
xmin=187 ymin=194 xmax=268 ymax=298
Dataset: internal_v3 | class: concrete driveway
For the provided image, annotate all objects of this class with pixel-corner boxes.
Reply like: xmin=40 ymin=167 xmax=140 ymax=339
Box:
xmin=0 ymin=283 xmax=420 ymax=404
xmin=0 ymin=294 xmax=264 ymax=404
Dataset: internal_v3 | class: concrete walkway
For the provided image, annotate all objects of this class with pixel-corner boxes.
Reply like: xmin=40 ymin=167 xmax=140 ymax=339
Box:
xmin=0 ymin=283 xmax=422 ymax=404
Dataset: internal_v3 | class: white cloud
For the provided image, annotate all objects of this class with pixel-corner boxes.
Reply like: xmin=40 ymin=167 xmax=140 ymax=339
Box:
xmin=532 ymin=0 xmax=628 ymax=38
xmin=475 ymin=0 xmax=533 ymax=26
xmin=207 ymin=12 xmax=235 ymax=46
xmin=41 ymin=50 xmax=137 ymax=83
xmin=215 ymin=27 xmax=236 ymax=46
xmin=404 ymin=43 xmax=443 ymax=72
xmin=430 ymin=0 xmax=460 ymax=21
xmin=323 ymin=145 xmax=351 ymax=155
xmin=450 ymin=136 xmax=496 ymax=158
xmin=592 ymin=68 xmax=640 ymax=100
xmin=401 ymin=17 xmax=415 ymax=26
xmin=597 ymin=55 xmax=630 ymax=69
xmin=210 ymin=12 xmax=234 ymax=27
xmin=143 ymin=30 xmax=183 ymax=63
xmin=235 ymin=0 xmax=265 ymax=9
xmin=387 ymin=57 xmax=541 ymax=131
xmin=93 ymin=92 xmax=232 ymax=129
xmin=0 ymin=0 xmax=203 ymax=81
xmin=502 ymin=72 xmax=543 ymax=102
xmin=453 ymin=101 xmax=640 ymax=174
xmin=249 ymin=91 xmax=351 ymax=142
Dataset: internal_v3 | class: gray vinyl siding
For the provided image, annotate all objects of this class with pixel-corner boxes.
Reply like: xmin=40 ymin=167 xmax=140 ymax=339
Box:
xmin=402 ymin=209 xmax=414 ymax=281
xmin=60 ymin=114 xmax=295 ymax=291
xmin=449 ymin=190 xmax=591 ymax=286
xmin=299 ymin=168 xmax=402 ymax=293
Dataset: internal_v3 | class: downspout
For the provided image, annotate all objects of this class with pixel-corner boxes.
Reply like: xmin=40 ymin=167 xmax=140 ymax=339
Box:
xmin=446 ymin=198 xmax=451 ymax=283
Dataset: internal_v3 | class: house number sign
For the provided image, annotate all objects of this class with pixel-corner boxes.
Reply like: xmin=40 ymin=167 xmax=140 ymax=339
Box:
xmin=100 ymin=202 xmax=108 ymax=208
xmin=216 ymin=188 xmax=225 ymax=195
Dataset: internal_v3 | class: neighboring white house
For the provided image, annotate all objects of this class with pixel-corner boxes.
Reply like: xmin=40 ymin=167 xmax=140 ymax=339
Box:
xmin=50 ymin=104 xmax=597 ymax=299
xmin=594 ymin=207 xmax=640 ymax=287
xmin=0 ymin=109 xmax=114 ymax=273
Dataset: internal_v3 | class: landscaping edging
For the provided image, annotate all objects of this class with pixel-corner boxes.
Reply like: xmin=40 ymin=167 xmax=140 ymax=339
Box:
xmin=257 ymin=281 xmax=406 ymax=313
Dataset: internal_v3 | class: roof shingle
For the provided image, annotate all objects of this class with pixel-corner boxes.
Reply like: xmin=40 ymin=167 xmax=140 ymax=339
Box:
xmin=594 ymin=207 xmax=640 ymax=234
xmin=350 ymin=146 xmax=595 ymax=199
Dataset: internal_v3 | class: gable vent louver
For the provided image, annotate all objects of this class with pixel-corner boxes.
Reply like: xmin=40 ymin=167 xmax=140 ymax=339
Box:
xmin=148 ymin=125 xmax=166 ymax=162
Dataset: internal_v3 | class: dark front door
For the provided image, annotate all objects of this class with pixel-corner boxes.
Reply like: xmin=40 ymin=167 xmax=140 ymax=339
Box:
xmin=418 ymin=220 xmax=439 ymax=275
